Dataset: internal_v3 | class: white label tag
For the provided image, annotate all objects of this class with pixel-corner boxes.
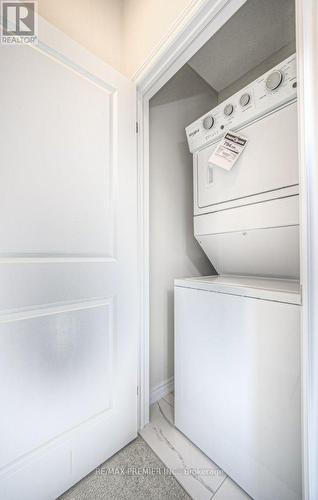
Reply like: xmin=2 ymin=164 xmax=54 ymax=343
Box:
xmin=208 ymin=132 xmax=248 ymax=171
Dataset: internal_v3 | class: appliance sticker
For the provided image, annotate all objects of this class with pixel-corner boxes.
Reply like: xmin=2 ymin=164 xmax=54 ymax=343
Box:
xmin=208 ymin=132 xmax=248 ymax=171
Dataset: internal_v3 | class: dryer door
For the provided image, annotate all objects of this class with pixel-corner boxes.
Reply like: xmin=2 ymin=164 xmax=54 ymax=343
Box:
xmin=196 ymin=101 xmax=298 ymax=212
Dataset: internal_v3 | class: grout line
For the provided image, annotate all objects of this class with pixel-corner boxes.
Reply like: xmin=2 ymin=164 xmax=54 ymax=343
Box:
xmin=210 ymin=475 xmax=228 ymax=499
xmin=138 ymin=433 xmax=192 ymax=499
xmin=156 ymin=425 xmax=215 ymax=496
xmin=162 ymin=393 xmax=174 ymax=407
xmin=147 ymin=396 xmax=230 ymax=499
xmin=162 ymin=397 xmax=174 ymax=407
xmin=157 ymin=401 xmax=175 ymax=427
xmin=155 ymin=399 xmax=225 ymax=497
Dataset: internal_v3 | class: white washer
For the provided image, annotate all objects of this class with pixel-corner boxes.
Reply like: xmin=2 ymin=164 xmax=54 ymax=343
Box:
xmin=175 ymin=276 xmax=301 ymax=500
xmin=175 ymin=54 xmax=301 ymax=500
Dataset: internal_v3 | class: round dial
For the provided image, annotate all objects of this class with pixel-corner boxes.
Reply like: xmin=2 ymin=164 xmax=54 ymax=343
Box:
xmin=265 ymin=70 xmax=283 ymax=91
xmin=224 ymin=104 xmax=234 ymax=116
xmin=202 ymin=115 xmax=214 ymax=130
xmin=240 ymin=93 xmax=251 ymax=107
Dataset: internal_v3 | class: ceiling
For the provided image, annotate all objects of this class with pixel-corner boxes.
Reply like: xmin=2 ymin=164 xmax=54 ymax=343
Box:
xmin=188 ymin=0 xmax=295 ymax=92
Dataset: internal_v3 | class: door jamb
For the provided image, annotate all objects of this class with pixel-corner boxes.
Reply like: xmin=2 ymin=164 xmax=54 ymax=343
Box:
xmin=136 ymin=0 xmax=247 ymax=430
xmin=295 ymin=1 xmax=318 ymax=499
xmin=136 ymin=1 xmax=317 ymax=498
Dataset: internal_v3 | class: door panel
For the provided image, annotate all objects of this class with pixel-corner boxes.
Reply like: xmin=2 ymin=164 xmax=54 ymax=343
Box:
xmin=1 ymin=45 xmax=113 ymax=258
xmin=0 ymin=302 xmax=113 ymax=469
xmin=0 ymin=16 xmax=137 ymax=500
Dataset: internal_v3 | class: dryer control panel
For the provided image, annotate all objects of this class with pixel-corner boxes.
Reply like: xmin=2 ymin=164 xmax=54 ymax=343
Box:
xmin=186 ymin=54 xmax=297 ymax=153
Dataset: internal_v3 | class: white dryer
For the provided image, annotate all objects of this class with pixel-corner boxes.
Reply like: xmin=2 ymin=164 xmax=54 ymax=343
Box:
xmin=175 ymin=54 xmax=301 ymax=500
xmin=187 ymin=53 xmax=299 ymax=279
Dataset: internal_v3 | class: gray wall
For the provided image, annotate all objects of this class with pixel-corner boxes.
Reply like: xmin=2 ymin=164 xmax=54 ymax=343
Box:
xmin=149 ymin=65 xmax=216 ymax=393
xmin=218 ymin=42 xmax=296 ymax=103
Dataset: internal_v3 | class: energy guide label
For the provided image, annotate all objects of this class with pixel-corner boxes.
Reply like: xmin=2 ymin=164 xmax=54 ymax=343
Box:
xmin=208 ymin=132 xmax=248 ymax=171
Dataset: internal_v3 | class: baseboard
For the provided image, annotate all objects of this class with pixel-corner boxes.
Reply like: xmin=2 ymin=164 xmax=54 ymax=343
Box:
xmin=150 ymin=377 xmax=174 ymax=405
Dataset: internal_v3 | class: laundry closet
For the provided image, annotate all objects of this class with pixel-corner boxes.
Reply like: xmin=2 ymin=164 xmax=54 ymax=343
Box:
xmin=148 ymin=0 xmax=300 ymax=499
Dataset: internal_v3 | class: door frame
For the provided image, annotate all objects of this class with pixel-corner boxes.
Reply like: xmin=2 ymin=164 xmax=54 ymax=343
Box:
xmin=135 ymin=0 xmax=318 ymax=498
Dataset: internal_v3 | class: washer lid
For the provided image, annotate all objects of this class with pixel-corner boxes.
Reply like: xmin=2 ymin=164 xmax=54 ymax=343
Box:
xmin=174 ymin=274 xmax=301 ymax=305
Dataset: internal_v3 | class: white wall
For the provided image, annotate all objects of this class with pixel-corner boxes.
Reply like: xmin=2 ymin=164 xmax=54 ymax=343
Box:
xmin=38 ymin=0 xmax=193 ymax=77
xmin=188 ymin=0 xmax=295 ymax=94
xmin=122 ymin=0 xmax=192 ymax=77
xmin=38 ymin=0 xmax=123 ymax=72
xmin=149 ymin=65 xmax=216 ymax=394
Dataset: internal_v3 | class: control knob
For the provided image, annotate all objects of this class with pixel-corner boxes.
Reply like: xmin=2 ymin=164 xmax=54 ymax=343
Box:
xmin=239 ymin=93 xmax=251 ymax=107
xmin=202 ymin=115 xmax=214 ymax=130
xmin=265 ymin=70 xmax=283 ymax=91
xmin=224 ymin=104 xmax=234 ymax=116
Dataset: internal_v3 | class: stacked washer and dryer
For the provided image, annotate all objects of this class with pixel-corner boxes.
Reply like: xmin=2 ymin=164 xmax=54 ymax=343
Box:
xmin=175 ymin=53 xmax=301 ymax=500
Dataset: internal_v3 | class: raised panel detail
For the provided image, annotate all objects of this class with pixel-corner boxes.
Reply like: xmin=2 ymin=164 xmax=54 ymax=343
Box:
xmin=0 ymin=300 xmax=114 ymax=469
xmin=0 ymin=45 xmax=115 ymax=260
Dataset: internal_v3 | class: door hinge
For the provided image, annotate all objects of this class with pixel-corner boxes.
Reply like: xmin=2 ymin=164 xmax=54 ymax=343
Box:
xmin=136 ymin=122 xmax=139 ymax=134
xmin=137 ymin=386 xmax=139 ymax=396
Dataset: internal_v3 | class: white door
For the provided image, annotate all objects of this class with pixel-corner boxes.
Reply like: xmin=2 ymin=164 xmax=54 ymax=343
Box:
xmin=0 ymin=17 xmax=138 ymax=500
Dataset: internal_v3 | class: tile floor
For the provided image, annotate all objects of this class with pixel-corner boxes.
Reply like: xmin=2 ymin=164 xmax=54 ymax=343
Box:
xmin=140 ymin=392 xmax=251 ymax=500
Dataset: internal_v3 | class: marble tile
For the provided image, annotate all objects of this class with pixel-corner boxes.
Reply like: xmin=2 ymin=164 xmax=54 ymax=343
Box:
xmin=163 ymin=391 xmax=174 ymax=407
xmin=140 ymin=398 xmax=226 ymax=500
xmin=213 ymin=477 xmax=251 ymax=500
